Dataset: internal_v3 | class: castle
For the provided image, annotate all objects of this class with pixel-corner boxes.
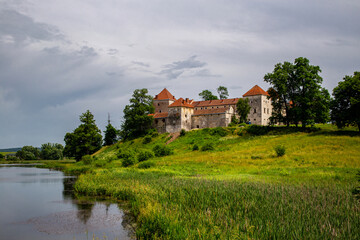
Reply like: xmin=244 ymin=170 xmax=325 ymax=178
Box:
xmin=150 ymin=85 xmax=272 ymax=133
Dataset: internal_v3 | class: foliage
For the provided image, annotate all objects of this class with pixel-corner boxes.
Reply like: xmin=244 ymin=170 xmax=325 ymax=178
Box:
xmin=117 ymin=149 xmax=135 ymax=160
xmin=264 ymin=57 xmax=330 ymax=127
xmin=210 ymin=127 xmax=228 ymax=137
xmin=64 ymin=110 xmax=103 ymax=161
xmin=331 ymin=71 xmax=360 ymax=132
xmin=122 ymin=156 xmax=136 ymax=167
xmin=103 ymin=122 xmax=118 ymax=146
xmin=0 ymin=153 xmax=4 ymax=159
xmin=120 ymin=88 xmax=155 ymax=140
xmin=137 ymin=161 xmax=155 ymax=169
xmin=153 ymin=144 xmax=173 ymax=157
xmin=180 ymin=129 xmax=186 ymax=137
xmin=231 ymin=115 xmax=239 ymax=125
xmin=192 ymin=144 xmax=199 ymax=151
xmin=217 ymin=86 xmax=229 ymax=99
xmin=81 ymin=155 xmax=93 ymax=165
xmin=201 ymin=142 xmax=214 ymax=151
xmin=199 ymin=90 xmax=218 ymax=101
xmin=142 ymin=135 xmax=152 ymax=144
xmin=40 ymin=143 xmax=64 ymax=160
xmin=246 ymin=125 xmax=270 ymax=135
xmin=274 ymin=145 xmax=286 ymax=157
xmin=236 ymin=98 xmax=251 ymax=123
xmin=137 ymin=150 xmax=154 ymax=162
xmin=16 ymin=146 xmax=40 ymax=160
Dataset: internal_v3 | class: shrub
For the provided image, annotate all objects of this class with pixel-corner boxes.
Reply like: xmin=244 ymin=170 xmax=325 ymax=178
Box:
xmin=192 ymin=144 xmax=199 ymax=151
xmin=201 ymin=142 xmax=214 ymax=151
xmin=122 ymin=156 xmax=136 ymax=167
xmin=137 ymin=150 xmax=154 ymax=162
xmin=238 ymin=123 xmax=247 ymax=127
xmin=5 ymin=155 xmax=18 ymax=161
xmin=81 ymin=155 xmax=93 ymax=165
xmin=210 ymin=127 xmax=227 ymax=137
xmin=246 ymin=125 xmax=269 ymax=135
xmin=0 ymin=153 xmax=4 ymax=159
xmin=180 ymin=129 xmax=186 ymax=137
xmin=138 ymin=161 xmax=156 ymax=169
xmin=117 ymin=149 xmax=135 ymax=159
xmin=274 ymin=145 xmax=286 ymax=157
xmin=153 ymin=145 xmax=173 ymax=157
xmin=94 ymin=159 xmax=107 ymax=167
xmin=143 ymin=135 xmax=152 ymax=144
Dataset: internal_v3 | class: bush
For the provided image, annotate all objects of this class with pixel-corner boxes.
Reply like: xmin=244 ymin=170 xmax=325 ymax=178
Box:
xmin=210 ymin=127 xmax=227 ymax=137
xmin=274 ymin=145 xmax=286 ymax=157
xmin=0 ymin=153 xmax=4 ymax=159
xmin=180 ymin=129 xmax=186 ymax=137
xmin=81 ymin=155 xmax=93 ymax=165
xmin=246 ymin=125 xmax=269 ymax=135
xmin=153 ymin=145 xmax=173 ymax=157
xmin=122 ymin=156 xmax=136 ymax=167
xmin=137 ymin=150 xmax=154 ymax=162
xmin=143 ymin=135 xmax=152 ymax=144
xmin=117 ymin=149 xmax=135 ymax=159
xmin=138 ymin=161 xmax=156 ymax=169
xmin=238 ymin=123 xmax=247 ymax=127
xmin=192 ymin=144 xmax=199 ymax=151
xmin=5 ymin=155 xmax=18 ymax=161
xmin=201 ymin=142 xmax=214 ymax=151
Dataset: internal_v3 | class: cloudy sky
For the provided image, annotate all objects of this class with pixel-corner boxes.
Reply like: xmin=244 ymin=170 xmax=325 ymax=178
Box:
xmin=0 ymin=0 xmax=359 ymax=148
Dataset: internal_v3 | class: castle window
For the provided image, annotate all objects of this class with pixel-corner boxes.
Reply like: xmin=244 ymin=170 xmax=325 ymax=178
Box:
xmin=159 ymin=110 xmax=162 ymax=113
xmin=162 ymin=119 xmax=165 ymax=122
xmin=197 ymin=125 xmax=199 ymax=128
xmin=185 ymin=114 xmax=187 ymax=118
xmin=254 ymin=108 xmax=256 ymax=113
xmin=264 ymin=108 xmax=266 ymax=113
xmin=158 ymin=103 xmax=160 ymax=106
xmin=254 ymin=119 xmax=256 ymax=121
xmin=155 ymin=119 xmax=158 ymax=124
xmin=267 ymin=108 xmax=269 ymax=114
xmin=201 ymin=107 xmax=203 ymax=110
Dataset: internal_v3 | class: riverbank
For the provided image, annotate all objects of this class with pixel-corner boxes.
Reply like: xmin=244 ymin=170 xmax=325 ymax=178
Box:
xmin=44 ymin=124 xmax=360 ymax=239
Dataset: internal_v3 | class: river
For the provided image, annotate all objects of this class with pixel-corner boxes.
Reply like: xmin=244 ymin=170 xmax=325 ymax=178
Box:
xmin=0 ymin=165 xmax=134 ymax=240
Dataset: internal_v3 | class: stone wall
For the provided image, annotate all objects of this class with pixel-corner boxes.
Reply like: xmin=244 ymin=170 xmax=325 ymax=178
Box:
xmin=154 ymin=99 xmax=174 ymax=113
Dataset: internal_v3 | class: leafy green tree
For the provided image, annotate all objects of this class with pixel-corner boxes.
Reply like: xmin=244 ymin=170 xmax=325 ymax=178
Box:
xmin=0 ymin=153 xmax=4 ymax=159
xmin=64 ymin=110 xmax=102 ymax=161
xmin=120 ymin=89 xmax=155 ymax=139
xmin=16 ymin=146 xmax=40 ymax=160
xmin=199 ymin=90 xmax=218 ymax=101
xmin=217 ymin=86 xmax=229 ymax=99
xmin=236 ymin=98 xmax=251 ymax=123
xmin=104 ymin=122 xmax=118 ymax=146
xmin=264 ymin=57 xmax=330 ymax=128
xmin=331 ymin=71 xmax=360 ymax=131
xmin=40 ymin=143 xmax=64 ymax=160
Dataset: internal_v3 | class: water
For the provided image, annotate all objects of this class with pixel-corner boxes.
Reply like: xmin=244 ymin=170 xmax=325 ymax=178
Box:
xmin=0 ymin=165 xmax=134 ymax=240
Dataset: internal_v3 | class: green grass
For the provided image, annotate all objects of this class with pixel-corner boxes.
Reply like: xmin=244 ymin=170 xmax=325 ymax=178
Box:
xmin=51 ymin=124 xmax=360 ymax=239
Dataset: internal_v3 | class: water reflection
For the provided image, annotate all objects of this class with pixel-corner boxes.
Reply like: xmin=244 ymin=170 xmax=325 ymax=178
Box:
xmin=0 ymin=166 xmax=134 ymax=240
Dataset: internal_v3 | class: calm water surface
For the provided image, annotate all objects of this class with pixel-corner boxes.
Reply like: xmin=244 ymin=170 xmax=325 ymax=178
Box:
xmin=0 ymin=165 xmax=133 ymax=240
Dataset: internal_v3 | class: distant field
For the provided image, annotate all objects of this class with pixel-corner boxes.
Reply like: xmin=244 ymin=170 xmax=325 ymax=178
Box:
xmin=46 ymin=124 xmax=360 ymax=239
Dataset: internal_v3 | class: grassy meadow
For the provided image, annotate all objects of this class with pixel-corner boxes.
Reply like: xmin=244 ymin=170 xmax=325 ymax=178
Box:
xmin=49 ymin=125 xmax=360 ymax=239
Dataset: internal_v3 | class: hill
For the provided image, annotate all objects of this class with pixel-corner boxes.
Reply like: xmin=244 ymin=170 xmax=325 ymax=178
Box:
xmin=54 ymin=124 xmax=360 ymax=239
xmin=0 ymin=147 xmax=21 ymax=152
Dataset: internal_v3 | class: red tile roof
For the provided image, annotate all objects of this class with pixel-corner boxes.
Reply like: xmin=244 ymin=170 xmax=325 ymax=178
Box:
xmin=243 ymin=85 xmax=269 ymax=97
xmin=154 ymin=88 xmax=176 ymax=100
xmin=193 ymin=107 xmax=230 ymax=116
xmin=148 ymin=112 xmax=169 ymax=118
xmin=192 ymin=98 xmax=239 ymax=107
xmin=168 ymin=98 xmax=194 ymax=108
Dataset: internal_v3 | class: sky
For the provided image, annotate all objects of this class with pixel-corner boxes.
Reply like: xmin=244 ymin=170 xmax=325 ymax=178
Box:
xmin=0 ymin=0 xmax=359 ymax=148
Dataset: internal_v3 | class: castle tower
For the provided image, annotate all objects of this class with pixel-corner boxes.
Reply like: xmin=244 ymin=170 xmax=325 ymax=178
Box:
xmin=153 ymin=88 xmax=176 ymax=113
xmin=167 ymin=98 xmax=194 ymax=132
xmin=243 ymin=85 xmax=272 ymax=125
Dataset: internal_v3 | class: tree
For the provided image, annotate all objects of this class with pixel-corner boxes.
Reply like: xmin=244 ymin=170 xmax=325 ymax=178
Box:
xmin=104 ymin=122 xmax=118 ymax=146
xmin=199 ymin=90 xmax=218 ymax=101
xmin=331 ymin=71 xmax=360 ymax=131
xmin=120 ymin=89 xmax=155 ymax=139
xmin=64 ymin=110 xmax=102 ymax=161
xmin=217 ymin=86 xmax=229 ymax=99
xmin=40 ymin=143 xmax=64 ymax=160
xmin=236 ymin=98 xmax=251 ymax=123
xmin=264 ymin=57 xmax=330 ymax=128
xmin=16 ymin=146 xmax=40 ymax=160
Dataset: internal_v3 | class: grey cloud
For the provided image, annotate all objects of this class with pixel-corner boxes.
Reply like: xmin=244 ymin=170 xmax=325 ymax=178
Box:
xmin=132 ymin=61 xmax=150 ymax=68
xmin=160 ymin=55 xmax=207 ymax=79
xmin=0 ymin=9 xmax=64 ymax=44
xmin=108 ymin=48 xmax=119 ymax=56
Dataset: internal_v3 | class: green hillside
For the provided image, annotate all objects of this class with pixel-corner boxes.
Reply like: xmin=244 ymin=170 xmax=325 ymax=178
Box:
xmin=54 ymin=124 xmax=360 ymax=239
